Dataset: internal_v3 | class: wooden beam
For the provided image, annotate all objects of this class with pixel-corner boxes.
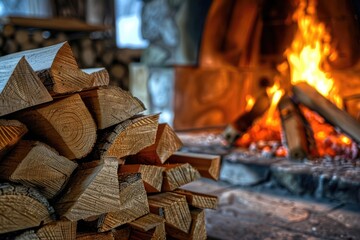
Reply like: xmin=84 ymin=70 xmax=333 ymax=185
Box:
xmin=148 ymin=192 xmax=191 ymax=234
xmin=119 ymin=164 xmax=165 ymax=193
xmin=55 ymin=158 xmax=120 ymax=221
xmin=97 ymin=172 xmax=149 ymax=232
xmin=0 ymin=140 xmax=78 ymax=199
xmin=0 ymin=119 xmax=28 ymax=159
xmin=37 ymin=220 xmax=77 ymax=240
xmin=167 ymin=152 xmax=221 ymax=180
xmin=174 ymin=189 xmax=218 ymax=210
xmin=129 ymin=213 xmax=166 ymax=240
xmin=80 ymin=87 xmax=145 ymax=129
xmin=16 ymin=94 xmax=97 ymax=160
xmin=0 ymin=182 xmax=55 ymax=234
xmin=0 ymin=56 xmax=52 ymax=116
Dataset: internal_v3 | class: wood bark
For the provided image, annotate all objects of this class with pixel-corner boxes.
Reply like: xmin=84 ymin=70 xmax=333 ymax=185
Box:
xmin=0 ymin=119 xmax=28 ymax=160
xmin=97 ymin=172 xmax=149 ymax=232
xmin=162 ymin=163 xmax=201 ymax=192
xmin=167 ymin=152 xmax=221 ymax=180
xmin=16 ymin=94 xmax=97 ymax=160
xmin=55 ymin=158 xmax=120 ymax=221
xmin=174 ymin=189 xmax=218 ymax=210
xmin=128 ymin=123 xmax=183 ymax=165
xmin=80 ymin=87 xmax=145 ymax=129
xmin=148 ymin=192 xmax=191 ymax=234
xmin=119 ymin=164 xmax=165 ymax=193
xmin=129 ymin=214 xmax=166 ymax=240
xmin=0 ymin=56 xmax=53 ymax=116
xmin=293 ymin=82 xmax=360 ymax=143
xmin=37 ymin=220 xmax=77 ymax=240
xmin=96 ymin=114 xmax=159 ymax=161
xmin=0 ymin=182 xmax=55 ymax=234
xmin=0 ymin=140 xmax=77 ymax=199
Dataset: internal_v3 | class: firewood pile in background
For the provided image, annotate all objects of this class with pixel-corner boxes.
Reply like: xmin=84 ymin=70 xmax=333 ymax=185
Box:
xmin=0 ymin=42 xmax=220 ymax=239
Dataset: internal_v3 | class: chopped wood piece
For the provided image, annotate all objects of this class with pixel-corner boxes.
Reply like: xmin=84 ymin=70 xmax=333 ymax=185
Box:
xmin=82 ymin=68 xmax=110 ymax=87
xmin=167 ymin=152 xmax=221 ymax=180
xmin=119 ymin=164 xmax=165 ymax=193
xmin=12 ymin=230 xmax=39 ymax=240
xmin=129 ymin=123 xmax=183 ymax=164
xmin=167 ymin=208 xmax=207 ymax=240
xmin=16 ymin=94 xmax=97 ymax=159
xmin=148 ymin=192 xmax=191 ymax=234
xmin=80 ymin=87 xmax=145 ymax=129
xmin=0 ymin=42 xmax=94 ymax=95
xmin=55 ymin=158 xmax=120 ymax=221
xmin=162 ymin=163 xmax=201 ymax=192
xmin=174 ymin=189 xmax=218 ymax=210
xmin=278 ymin=95 xmax=316 ymax=160
xmin=96 ymin=114 xmax=159 ymax=161
xmin=0 ymin=140 xmax=77 ymax=199
xmin=37 ymin=220 xmax=77 ymax=240
xmin=97 ymin=172 xmax=149 ymax=232
xmin=0 ymin=182 xmax=55 ymax=234
xmin=129 ymin=214 xmax=166 ymax=240
xmin=0 ymin=56 xmax=52 ymax=116
xmin=112 ymin=226 xmax=131 ymax=240
xmin=76 ymin=232 xmax=115 ymax=240
xmin=0 ymin=119 xmax=28 ymax=159
xmin=293 ymin=82 xmax=360 ymax=143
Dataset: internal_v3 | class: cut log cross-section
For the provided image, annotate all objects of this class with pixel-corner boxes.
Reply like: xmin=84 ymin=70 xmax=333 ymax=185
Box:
xmin=0 ymin=140 xmax=78 ymax=199
xmin=96 ymin=114 xmax=159 ymax=161
xmin=55 ymin=158 xmax=121 ymax=221
xmin=16 ymin=94 xmax=97 ymax=160
xmin=174 ymin=189 xmax=218 ymax=210
xmin=119 ymin=164 xmax=165 ymax=193
xmin=129 ymin=214 xmax=166 ymax=240
xmin=82 ymin=68 xmax=110 ymax=87
xmin=97 ymin=172 xmax=149 ymax=232
xmin=129 ymin=123 xmax=183 ymax=165
xmin=167 ymin=152 xmax=221 ymax=180
xmin=0 ymin=56 xmax=52 ymax=116
xmin=0 ymin=119 xmax=28 ymax=159
xmin=0 ymin=182 xmax=55 ymax=234
xmin=162 ymin=163 xmax=201 ymax=192
xmin=36 ymin=220 xmax=77 ymax=240
xmin=80 ymin=87 xmax=145 ymax=129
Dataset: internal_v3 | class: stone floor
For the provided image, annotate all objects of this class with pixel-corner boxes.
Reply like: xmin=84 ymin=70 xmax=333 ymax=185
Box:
xmin=183 ymin=178 xmax=360 ymax=240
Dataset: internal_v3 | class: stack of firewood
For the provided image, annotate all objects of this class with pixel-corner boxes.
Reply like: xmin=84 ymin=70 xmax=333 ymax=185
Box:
xmin=0 ymin=42 xmax=220 ymax=239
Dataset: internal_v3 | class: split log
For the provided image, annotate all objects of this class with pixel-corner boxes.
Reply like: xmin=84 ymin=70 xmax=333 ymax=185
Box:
xmin=167 ymin=209 xmax=207 ymax=240
xmin=129 ymin=213 xmax=166 ymax=240
xmin=97 ymin=172 xmax=149 ymax=232
xmin=112 ymin=226 xmax=131 ymax=240
xmin=55 ymin=158 xmax=120 ymax=221
xmin=0 ymin=56 xmax=52 ymax=116
xmin=76 ymin=231 xmax=115 ymax=240
xmin=174 ymin=189 xmax=218 ymax=210
xmin=82 ymin=68 xmax=110 ymax=87
xmin=119 ymin=164 xmax=165 ymax=193
xmin=128 ymin=123 xmax=183 ymax=165
xmin=167 ymin=152 xmax=221 ymax=180
xmin=148 ymin=192 xmax=191 ymax=233
xmin=278 ymin=95 xmax=316 ymax=160
xmin=10 ymin=230 xmax=39 ymax=240
xmin=96 ymin=114 xmax=159 ymax=161
xmin=16 ymin=94 xmax=97 ymax=160
xmin=80 ymin=87 xmax=145 ymax=129
xmin=293 ymin=82 xmax=360 ymax=143
xmin=37 ymin=220 xmax=77 ymax=240
xmin=0 ymin=140 xmax=78 ymax=199
xmin=0 ymin=182 xmax=55 ymax=234
xmin=162 ymin=163 xmax=201 ymax=192
xmin=0 ymin=119 xmax=28 ymax=159
xmin=0 ymin=41 xmax=94 ymax=95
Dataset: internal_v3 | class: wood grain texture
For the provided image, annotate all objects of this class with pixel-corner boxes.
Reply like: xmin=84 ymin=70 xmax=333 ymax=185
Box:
xmin=148 ymin=192 xmax=191 ymax=234
xmin=0 ymin=140 xmax=78 ymax=199
xmin=0 ymin=56 xmax=52 ymax=116
xmin=82 ymin=68 xmax=110 ymax=87
xmin=0 ymin=119 xmax=28 ymax=159
xmin=17 ymin=94 xmax=97 ymax=159
xmin=37 ymin=220 xmax=77 ymax=240
xmin=167 ymin=152 xmax=221 ymax=180
xmin=129 ymin=123 xmax=183 ymax=164
xmin=55 ymin=158 xmax=120 ymax=221
xmin=0 ymin=182 xmax=55 ymax=234
xmin=96 ymin=114 xmax=159 ymax=160
xmin=119 ymin=164 xmax=165 ymax=193
xmin=174 ymin=189 xmax=218 ymax=210
xmin=162 ymin=163 xmax=201 ymax=192
xmin=76 ymin=231 xmax=115 ymax=240
xmin=97 ymin=172 xmax=149 ymax=232
xmin=130 ymin=215 xmax=166 ymax=240
xmin=80 ymin=87 xmax=145 ymax=129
